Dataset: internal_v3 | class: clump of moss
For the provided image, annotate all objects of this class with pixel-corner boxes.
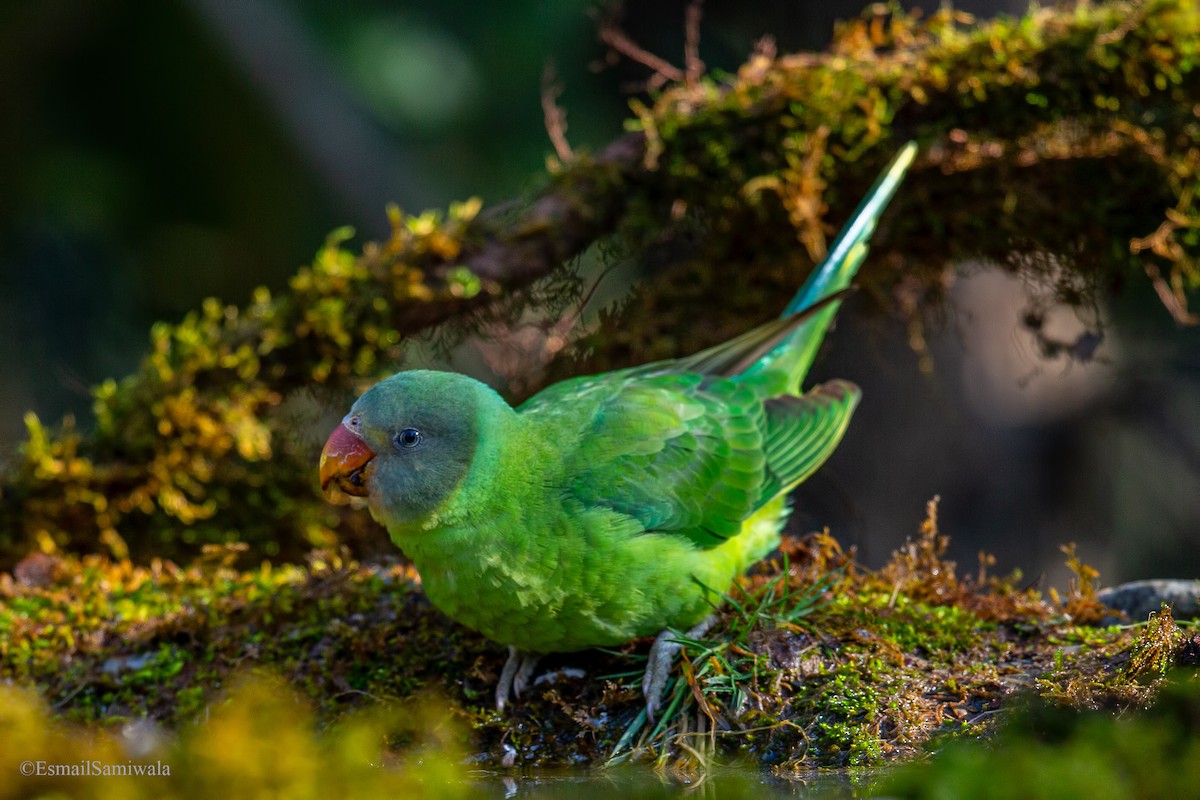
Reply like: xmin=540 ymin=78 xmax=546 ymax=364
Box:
xmin=0 ymin=545 xmax=487 ymax=727
xmin=563 ymin=0 xmax=1200 ymax=381
xmin=1126 ymin=604 xmax=1188 ymax=679
xmin=606 ymin=502 xmax=1200 ymax=774
xmin=1 ymin=204 xmax=490 ymax=568
xmin=1051 ymin=543 xmax=1109 ymax=626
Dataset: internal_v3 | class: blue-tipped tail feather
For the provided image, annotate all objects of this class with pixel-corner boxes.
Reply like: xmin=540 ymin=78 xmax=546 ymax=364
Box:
xmin=746 ymin=142 xmax=918 ymax=392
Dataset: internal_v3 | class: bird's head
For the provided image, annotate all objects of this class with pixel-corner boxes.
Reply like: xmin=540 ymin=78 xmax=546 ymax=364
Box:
xmin=319 ymin=370 xmax=510 ymax=530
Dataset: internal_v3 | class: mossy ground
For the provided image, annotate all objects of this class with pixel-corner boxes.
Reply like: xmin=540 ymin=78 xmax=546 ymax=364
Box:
xmin=3 ymin=500 xmax=1195 ymax=793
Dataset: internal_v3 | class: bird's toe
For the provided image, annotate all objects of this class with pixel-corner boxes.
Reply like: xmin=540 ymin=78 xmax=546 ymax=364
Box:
xmin=511 ymin=652 xmax=541 ymax=698
xmin=496 ymin=647 xmax=542 ymax=712
xmin=642 ymin=616 xmax=717 ymax=722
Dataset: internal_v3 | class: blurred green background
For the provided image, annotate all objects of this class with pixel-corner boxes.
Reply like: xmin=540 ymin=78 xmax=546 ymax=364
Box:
xmin=1 ymin=0 xmax=900 ymax=441
xmin=3 ymin=0 xmax=1198 ymax=588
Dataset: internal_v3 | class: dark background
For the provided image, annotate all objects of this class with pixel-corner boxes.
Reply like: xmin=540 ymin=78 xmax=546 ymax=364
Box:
xmin=3 ymin=0 xmax=1197 ymax=588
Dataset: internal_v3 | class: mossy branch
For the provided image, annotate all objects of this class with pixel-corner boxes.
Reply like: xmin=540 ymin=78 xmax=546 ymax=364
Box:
xmin=2 ymin=0 xmax=1199 ymax=565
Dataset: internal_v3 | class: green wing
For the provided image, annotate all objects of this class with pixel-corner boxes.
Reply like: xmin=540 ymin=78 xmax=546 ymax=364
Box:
xmin=518 ymin=286 xmax=862 ymax=549
xmin=758 ymin=380 xmax=860 ymax=500
xmin=522 ymin=373 xmax=859 ymax=549
xmin=532 ymin=374 xmax=766 ymax=547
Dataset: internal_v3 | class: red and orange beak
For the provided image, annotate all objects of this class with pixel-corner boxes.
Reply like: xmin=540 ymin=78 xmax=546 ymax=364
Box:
xmin=319 ymin=422 xmax=375 ymax=501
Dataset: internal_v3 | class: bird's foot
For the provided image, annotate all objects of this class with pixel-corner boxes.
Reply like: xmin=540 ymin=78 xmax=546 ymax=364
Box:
xmin=495 ymin=647 xmax=542 ymax=713
xmin=642 ymin=616 xmax=716 ymax=722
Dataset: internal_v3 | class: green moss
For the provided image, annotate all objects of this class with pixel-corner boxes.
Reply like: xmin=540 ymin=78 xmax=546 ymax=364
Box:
xmin=1 ymin=515 xmax=1197 ymax=777
xmin=826 ymin=592 xmax=990 ymax=656
xmin=1127 ymin=604 xmax=1187 ymax=678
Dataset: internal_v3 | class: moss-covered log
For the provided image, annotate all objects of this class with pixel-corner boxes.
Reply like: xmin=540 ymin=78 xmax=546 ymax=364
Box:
xmin=2 ymin=0 xmax=1199 ymax=565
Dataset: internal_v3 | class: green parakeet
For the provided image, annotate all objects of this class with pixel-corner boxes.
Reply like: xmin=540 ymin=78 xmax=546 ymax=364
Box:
xmin=320 ymin=142 xmax=917 ymax=717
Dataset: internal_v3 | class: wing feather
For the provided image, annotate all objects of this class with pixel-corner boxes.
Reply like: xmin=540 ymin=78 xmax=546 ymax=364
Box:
xmin=759 ymin=380 xmax=860 ymax=501
xmin=517 ymin=338 xmax=860 ymax=551
xmin=525 ymin=374 xmax=766 ymax=548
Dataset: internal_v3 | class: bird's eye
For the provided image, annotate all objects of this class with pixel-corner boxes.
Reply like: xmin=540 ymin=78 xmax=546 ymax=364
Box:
xmin=395 ymin=428 xmax=422 ymax=449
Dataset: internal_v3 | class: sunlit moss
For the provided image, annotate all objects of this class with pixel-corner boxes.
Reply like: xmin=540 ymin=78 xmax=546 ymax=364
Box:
xmin=0 ymin=521 xmax=1197 ymax=774
xmin=1126 ymin=604 xmax=1187 ymax=679
xmin=602 ymin=506 xmax=1198 ymax=771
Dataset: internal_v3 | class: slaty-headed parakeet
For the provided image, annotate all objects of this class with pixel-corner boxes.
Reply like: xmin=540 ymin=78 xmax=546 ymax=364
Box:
xmin=320 ymin=143 xmax=917 ymax=717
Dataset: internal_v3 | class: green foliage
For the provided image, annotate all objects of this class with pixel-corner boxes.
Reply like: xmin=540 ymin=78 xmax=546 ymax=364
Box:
xmin=1 ymin=200 xmax=490 ymax=567
xmin=567 ymin=0 xmax=1200 ymax=380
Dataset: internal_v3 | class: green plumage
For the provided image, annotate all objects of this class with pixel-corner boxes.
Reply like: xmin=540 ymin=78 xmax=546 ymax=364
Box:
xmin=326 ymin=143 xmax=916 ymax=666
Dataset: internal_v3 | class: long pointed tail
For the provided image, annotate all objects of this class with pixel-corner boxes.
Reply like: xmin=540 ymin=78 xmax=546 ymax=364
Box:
xmin=745 ymin=142 xmax=918 ymax=393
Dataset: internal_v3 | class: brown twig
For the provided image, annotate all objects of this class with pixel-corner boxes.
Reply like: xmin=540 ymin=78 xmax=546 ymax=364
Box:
xmin=598 ymin=21 xmax=685 ymax=90
xmin=1141 ymin=261 xmax=1198 ymax=325
xmin=541 ymin=62 xmax=573 ymax=162
xmin=684 ymin=0 xmax=705 ymax=87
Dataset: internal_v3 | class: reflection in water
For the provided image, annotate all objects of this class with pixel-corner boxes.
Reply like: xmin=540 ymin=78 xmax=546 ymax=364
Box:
xmin=465 ymin=766 xmax=870 ymax=799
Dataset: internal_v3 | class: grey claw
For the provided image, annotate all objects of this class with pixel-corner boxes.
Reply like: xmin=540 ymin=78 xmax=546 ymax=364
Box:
xmin=643 ymin=630 xmax=678 ymax=723
xmin=642 ymin=616 xmax=716 ymax=722
xmin=495 ymin=647 xmax=542 ymax=713
xmin=512 ymin=652 xmax=540 ymax=698
xmin=496 ymin=646 xmax=520 ymax=713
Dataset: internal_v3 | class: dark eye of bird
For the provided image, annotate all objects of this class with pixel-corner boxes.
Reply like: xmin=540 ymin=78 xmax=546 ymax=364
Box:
xmin=395 ymin=428 xmax=422 ymax=449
